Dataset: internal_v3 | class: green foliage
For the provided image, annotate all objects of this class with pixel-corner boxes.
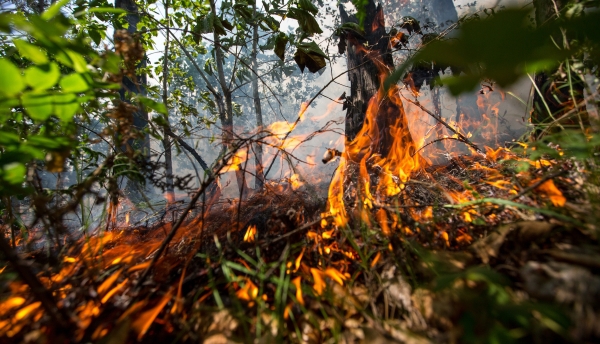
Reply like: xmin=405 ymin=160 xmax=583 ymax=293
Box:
xmin=386 ymin=9 xmax=600 ymax=95
xmin=293 ymin=41 xmax=328 ymax=73
xmin=0 ymin=4 xmax=121 ymax=196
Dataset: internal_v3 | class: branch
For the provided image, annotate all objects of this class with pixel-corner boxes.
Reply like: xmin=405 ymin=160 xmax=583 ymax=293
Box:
xmin=401 ymin=95 xmax=482 ymax=154
xmin=164 ymin=127 xmax=210 ymax=171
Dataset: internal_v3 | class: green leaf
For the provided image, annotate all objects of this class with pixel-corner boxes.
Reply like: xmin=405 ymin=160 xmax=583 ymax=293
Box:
xmin=41 ymin=0 xmax=70 ymax=20
xmin=2 ymin=162 xmax=26 ymax=185
xmin=350 ymin=0 xmax=368 ymax=27
xmin=287 ymin=8 xmax=322 ymax=35
xmin=298 ymin=0 xmax=319 ymax=15
xmin=274 ymin=33 xmax=288 ymax=61
xmin=22 ymin=93 xmax=53 ymax=121
xmin=89 ymin=29 xmax=102 ymax=45
xmin=24 ymin=63 xmax=61 ymax=91
xmin=138 ymin=97 xmax=167 ymax=115
xmin=14 ymin=39 xmax=48 ymax=64
xmin=262 ymin=15 xmax=280 ymax=31
xmin=60 ymin=73 xmax=90 ymax=93
xmin=233 ymin=1 xmax=253 ymax=21
xmin=0 ymin=59 xmax=25 ymax=97
xmin=294 ymin=41 xmax=328 ymax=73
xmin=88 ymin=7 xmax=127 ymax=14
xmin=53 ymin=93 xmax=80 ymax=121
xmin=66 ymin=50 xmax=89 ymax=73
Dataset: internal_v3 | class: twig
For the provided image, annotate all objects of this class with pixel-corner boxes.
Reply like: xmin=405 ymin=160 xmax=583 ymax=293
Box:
xmin=264 ymin=216 xmax=331 ymax=245
xmin=133 ymin=144 xmax=245 ymax=292
xmin=411 ymin=137 xmax=470 ymax=157
xmin=263 ymin=60 xmax=373 ymax=178
xmin=510 ymin=169 xmax=567 ymax=201
xmin=401 ymin=95 xmax=482 ymax=154
xmin=0 ymin=235 xmax=75 ymax=334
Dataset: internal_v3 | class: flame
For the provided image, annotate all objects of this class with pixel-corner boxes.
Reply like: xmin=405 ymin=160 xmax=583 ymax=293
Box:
xmin=290 ymin=173 xmax=304 ymax=190
xmin=222 ymin=149 xmax=248 ymax=173
xmin=236 ymin=278 xmax=259 ymax=301
xmin=243 ymin=225 xmax=257 ymax=242
xmin=132 ymin=290 xmax=173 ymax=340
xmin=292 ymin=277 xmax=304 ymax=305
xmin=535 ymin=179 xmax=566 ymax=206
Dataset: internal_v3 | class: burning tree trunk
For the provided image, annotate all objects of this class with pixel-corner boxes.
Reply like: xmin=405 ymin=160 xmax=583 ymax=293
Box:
xmin=328 ymin=1 xmax=424 ymax=227
xmin=339 ymin=1 xmax=417 ymax=157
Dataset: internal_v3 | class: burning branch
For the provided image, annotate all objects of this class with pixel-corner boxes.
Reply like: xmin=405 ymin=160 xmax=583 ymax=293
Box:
xmin=401 ymin=94 xmax=482 ymax=154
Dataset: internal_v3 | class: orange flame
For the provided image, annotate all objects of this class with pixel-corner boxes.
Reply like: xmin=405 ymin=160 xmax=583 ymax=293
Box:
xmin=243 ymin=225 xmax=257 ymax=243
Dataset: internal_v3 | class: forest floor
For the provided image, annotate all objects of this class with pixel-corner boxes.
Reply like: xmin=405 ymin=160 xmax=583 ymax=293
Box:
xmin=1 ymin=150 xmax=600 ymax=343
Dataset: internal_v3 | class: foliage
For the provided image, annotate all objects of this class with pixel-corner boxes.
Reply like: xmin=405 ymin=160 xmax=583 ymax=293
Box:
xmin=0 ymin=3 xmax=122 ymax=196
xmin=386 ymin=8 xmax=600 ymax=95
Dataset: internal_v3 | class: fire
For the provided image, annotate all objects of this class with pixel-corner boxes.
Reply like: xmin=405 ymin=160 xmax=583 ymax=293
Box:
xmin=289 ymin=173 xmax=304 ymax=190
xmin=236 ymin=278 xmax=259 ymax=302
xmin=535 ymin=179 xmax=566 ymax=206
xmin=244 ymin=225 xmax=257 ymax=242
xmin=326 ymin=78 xmax=425 ymax=227
xmin=222 ymin=149 xmax=248 ymax=173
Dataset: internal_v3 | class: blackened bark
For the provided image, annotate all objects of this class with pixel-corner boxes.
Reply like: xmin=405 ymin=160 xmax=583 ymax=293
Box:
xmin=340 ymin=0 xmax=416 ymax=157
xmin=340 ymin=2 xmax=393 ymax=142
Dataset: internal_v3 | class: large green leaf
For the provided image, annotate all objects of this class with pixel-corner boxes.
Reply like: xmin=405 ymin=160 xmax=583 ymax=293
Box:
xmin=60 ymin=73 xmax=90 ymax=93
xmin=14 ymin=39 xmax=48 ymax=64
xmin=1 ymin=162 xmax=26 ymax=185
xmin=22 ymin=93 xmax=53 ymax=121
xmin=288 ymin=8 xmax=322 ymax=35
xmin=53 ymin=93 xmax=80 ymax=121
xmin=298 ymin=0 xmax=319 ymax=15
xmin=294 ymin=41 xmax=328 ymax=73
xmin=0 ymin=59 xmax=25 ymax=97
xmin=41 ymin=0 xmax=70 ymax=20
xmin=25 ymin=62 xmax=61 ymax=91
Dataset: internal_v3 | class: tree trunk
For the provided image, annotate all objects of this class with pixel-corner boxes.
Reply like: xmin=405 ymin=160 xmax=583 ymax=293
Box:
xmin=162 ymin=0 xmax=175 ymax=203
xmin=210 ymin=0 xmax=249 ymax=199
xmin=340 ymin=0 xmax=416 ymax=157
xmin=116 ymin=0 xmax=152 ymax=202
xmin=251 ymin=5 xmax=265 ymax=189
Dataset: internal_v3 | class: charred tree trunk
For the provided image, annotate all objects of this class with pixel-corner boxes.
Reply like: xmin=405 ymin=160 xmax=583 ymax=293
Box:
xmin=340 ymin=0 xmax=416 ymax=157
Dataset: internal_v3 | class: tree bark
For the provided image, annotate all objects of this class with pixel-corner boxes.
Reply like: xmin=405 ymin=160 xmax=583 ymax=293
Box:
xmin=210 ymin=0 xmax=249 ymax=199
xmin=251 ymin=5 xmax=265 ymax=189
xmin=162 ymin=0 xmax=175 ymax=203
xmin=340 ymin=0 xmax=416 ymax=157
xmin=116 ymin=0 xmax=153 ymax=202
